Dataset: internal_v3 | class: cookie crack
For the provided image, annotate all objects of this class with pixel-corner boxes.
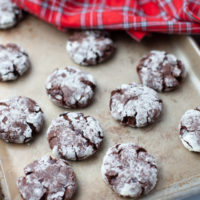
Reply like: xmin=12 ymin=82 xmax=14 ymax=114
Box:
xmin=115 ymin=145 xmax=125 ymax=162
xmin=146 ymin=111 xmax=150 ymax=124
xmin=95 ymin=52 xmax=100 ymax=63
xmin=48 ymin=135 xmax=58 ymax=145
xmin=60 ymin=113 xmax=75 ymax=131
xmin=80 ymin=79 xmax=96 ymax=90
xmin=59 ymin=87 xmax=67 ymax=107
xmin=73 ymin=146 xmax=78 ymax=160
xmin=25 ymin=171 xmax=34 ymax=176
xmin=48 ymin=86 xmax=66 ymax=107
xmin=195 ymin=107 xmax=200 ymax=112
xmin=97 ymin=131 xmax=103 ymax=139
xmin=13 ymin=64 xmax=20 ymax=77
xmin=179 ymin=125 xmax=200 ymax=135
xmin=124 ymin=96 xmax=138 ymax=105
xmin=135 ymin=147 xmax=146 ymax=158
xmin=138 ymin=181 xmax=146 ymax=196
xmin=122 ymin=112 xmax=137 ymax=127
xmin=0 ymin=102 xmax=8 ymax=107
xmin=161 ymin=53 xmax=183 ymax=90
xmin=34 ymin=108 xmax=42 ymax=114
xmin=26 ymin=122 xmax=37 ymax=142
xmin=105 ymin=172 xmax=118 ymax=185
xmin=183 ymin=139 xmax=193 ymax=149
xmin=79 ymin=130 xmax=97 ymax=151
xmin=40 ymin=185 xmax=49 ymax=200
xmin=160 ymin=53 xmax=169 ymax=91
xmin=147 ymin=161 xmax=157 ymax=169
xmin=174 ymin=60 xmax=185 ymax=81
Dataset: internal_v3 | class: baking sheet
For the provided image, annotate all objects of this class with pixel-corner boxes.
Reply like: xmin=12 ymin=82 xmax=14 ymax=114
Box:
xmin=0 ymin=15 xmax=200 ymax=200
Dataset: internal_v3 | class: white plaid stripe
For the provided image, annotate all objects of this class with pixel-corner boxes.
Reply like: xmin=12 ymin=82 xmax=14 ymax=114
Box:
xmin=40 ymin=0 xmax=49 ymax=18
xmin=167 ymin=0 xmax=179 ymax=19
xmin=13 ymin=0 xmax=200 ymax=36
xmin=156 ymin=0 xmax=169 ymax=18
xmin=48 ymin=0 xmax=57 ymax=23
xmin=80 ymin=0 xmax=89 ymax=28
xmin=141 ymin=20 xmax=147 ymax=31
xmin=55 ymin=0 xmax=66 ymax=26
xmin=180 ymin=2 xmax=192 ymax=22
xmin=90 ymin=0 xmax=97 ymax=27
xmin=123 ymin=0 xmax=131 ymax=29
xmin=184 ymin=1 xmax=200 ymax=23
xmin=167 ymin=20 xmax=173 ymax=33
xmin=97 ymin=0 xmax=105 ymax=29
xmin=186 ymin=22 xmax=192 ymax=34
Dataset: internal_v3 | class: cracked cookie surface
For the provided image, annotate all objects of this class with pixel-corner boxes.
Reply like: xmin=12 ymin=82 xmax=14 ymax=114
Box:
xmin=101 ymin=143 xmax=158 ymax=198
xmin=0 ymin=43 xmax=30 ymax=81
xmin=179 ymin=107 xmax=200 ymax=152
xmin=66 ymin=30 xmax=115 ymax=66
xmin=17 ymin=155 xmax=77 ymax=200
xmin=110 ymin=82 xmax=163 ymax=127
xmin=0 ymin=0 xmax=23 ymax=29
xmin=47 ymin=112 xmax=104 ymax=161
xmin=137 ymin=50 xmax=186 ymax=92
xmin=45 ymin=66 xmax=96 ymax=108
xmin=0 ymin=96 xmax=44 ymax=143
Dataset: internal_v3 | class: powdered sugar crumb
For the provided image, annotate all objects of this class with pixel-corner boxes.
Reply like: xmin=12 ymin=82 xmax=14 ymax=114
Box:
xmin=101 ymin=143 xmax=158 ymax=198
xmin=0 ymin=96 xmax=44 ymax=143
xmin=0 ymin=43 xmax=30 ymax=81
xmin=110 ymin=82 xmax=162 ymax=127
xmin=47 ymin=112 xmax=104 ymax=160
xmin=46 ymin=66 xmax=96 ymax=108
xmin=0 ymin=0 xmax=22 ymax=29
xmin=138 ymin=50 xmax=186 ymax=92
xmin=17 ymin=155 xmax=77 ymax=200
xmin=66 ymin=31 xmax=114 ymax=66
xmin=179 ymin=108 xmax=200 ymax=152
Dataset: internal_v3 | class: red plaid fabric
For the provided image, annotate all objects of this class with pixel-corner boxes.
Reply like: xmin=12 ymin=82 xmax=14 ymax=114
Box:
xmin=12 ymin=0 xmax=200 ymax=41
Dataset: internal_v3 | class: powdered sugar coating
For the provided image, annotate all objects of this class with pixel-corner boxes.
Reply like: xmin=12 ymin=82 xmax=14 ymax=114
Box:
xmin=0 ymin=43 xmax=30 ymax=81
xmin=48 ymin=112 xmax=104 ymax=161
xmin=179 ymin=107 xmax=200 ymax=152
xmin=17 ymin=155 xmax=77 ymax=200
xmin=0 ymin=0 xmax=23 ymax=29
xmin=101 ymin=143 xmax=158 ymax=198
xmin=66 ymin=31 xmax=115 ymax=66
xmin=45 ymin=66 xmax=96 ymax=108
xmin=0 ymin=96 xmax=44 ymax=143
xmin=137 ymin=50 xmax=186 ymax=92
xmin=110 ymin=82 xmax=162 ymax=127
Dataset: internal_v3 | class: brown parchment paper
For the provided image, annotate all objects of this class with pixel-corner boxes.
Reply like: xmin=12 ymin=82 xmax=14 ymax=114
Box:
xmin=0 ymin=15 xmax=200 ymax=200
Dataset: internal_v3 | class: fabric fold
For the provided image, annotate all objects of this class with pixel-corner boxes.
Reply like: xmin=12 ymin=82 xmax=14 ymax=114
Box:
xmin=12 ymin=0 xmax=200 ymax=41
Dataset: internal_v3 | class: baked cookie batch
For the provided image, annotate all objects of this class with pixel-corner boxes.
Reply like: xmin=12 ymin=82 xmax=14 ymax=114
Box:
xmin=0 ymin=1 xmax=198 ymax=199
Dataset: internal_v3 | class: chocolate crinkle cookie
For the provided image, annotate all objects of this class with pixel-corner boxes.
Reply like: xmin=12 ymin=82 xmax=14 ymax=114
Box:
xmin=101 ymin=143 xmax=158 ymax=198
xmin=110 ymin=82 xmax=163 ymax=128
xmin=137 ymin=50 xmax=186 ymax=92
xmin=45 ymin=66 xmax=96 ymax=108
xmin=0 ymin=43 xmax=30 ymax=81
xmin=66 ymin=30 xmax=115 ymax=66
xmin=179 ymin=106 xmax=200 ymax=152
xmin=0 ymin=96 xmax=44 ymax=143
xmin=0 ymin=0 xmax=23 ymax=29
xmin=48 ymin=112 xmax=104 ymax=161
xmin=17 ymin=155 xmax=77 ymax=200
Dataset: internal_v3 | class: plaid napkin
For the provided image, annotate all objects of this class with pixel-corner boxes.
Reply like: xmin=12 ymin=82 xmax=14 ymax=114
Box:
xmin=12 ymin=0 xmax=200 ymax=41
